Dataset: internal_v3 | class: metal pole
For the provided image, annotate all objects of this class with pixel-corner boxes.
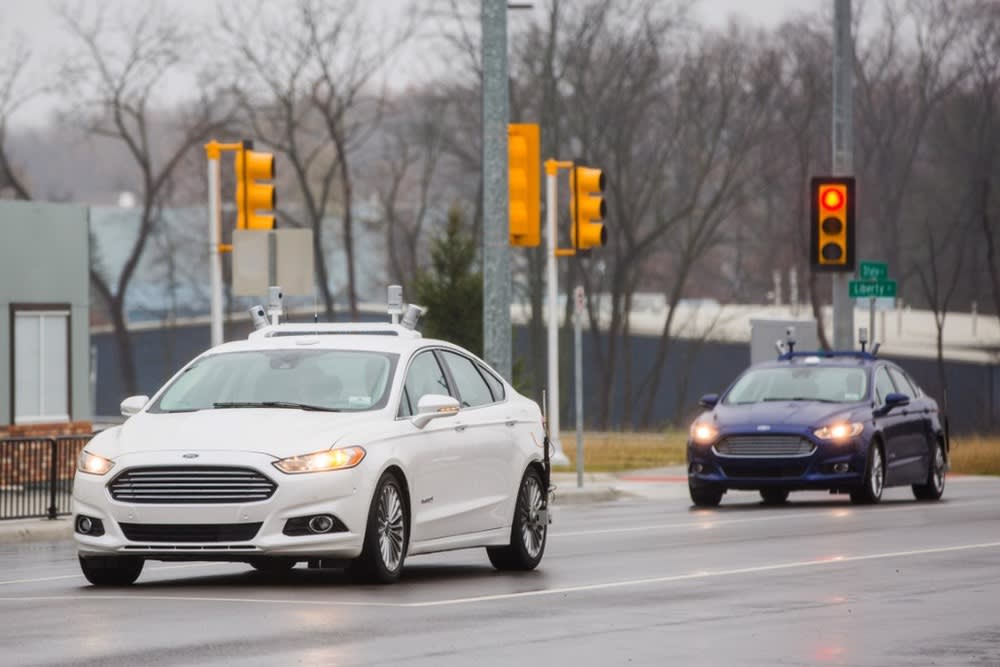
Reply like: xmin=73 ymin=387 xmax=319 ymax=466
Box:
xmin=208 ymin=155 xmax=223 ymax=347
xmin=268 ymin=230 xmax=277 ymax=287
xmin=574 ymin=290 xmax=584 ymax=488
xmin=832 ymin=0 xmax=854 ymax=349
xmin=546 ymin=169 xmax=562 ymax=463
xmin=869 ymin=296 xmax=876 ymax=345
xmin=481 ymin=0 xmax=511 ymax=380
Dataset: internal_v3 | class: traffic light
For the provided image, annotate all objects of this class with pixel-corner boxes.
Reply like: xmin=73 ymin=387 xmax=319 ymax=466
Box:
xmin=571 ymin=165 xmax=607 ymax=250
xmin=235 ymin=141 xmax=276 ymax=230
xmin=810 ymin=176 xmax=855 ymax=271
xmin=508 ymin=124 xmax=540 ymax=247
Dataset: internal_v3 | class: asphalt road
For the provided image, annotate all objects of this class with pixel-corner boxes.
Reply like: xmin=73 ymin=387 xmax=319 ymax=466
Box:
xmin=2 ymin=478 xmax=1000 ymax=666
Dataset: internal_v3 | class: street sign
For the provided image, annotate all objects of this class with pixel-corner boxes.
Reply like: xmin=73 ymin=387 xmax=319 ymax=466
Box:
xmin=858 ymin=261 xmax=888 ymax=281
xmin=849 ymin=280 xmax=897 ymax=298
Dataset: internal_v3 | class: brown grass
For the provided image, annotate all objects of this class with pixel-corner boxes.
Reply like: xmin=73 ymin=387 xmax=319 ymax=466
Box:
xmin=949 ymin=436 xmax=1000 ymax=476
xmin=552 ymin=432 xmax=1000 ymax=476
xmin=552 ymin=430 xmax=688 ymax=472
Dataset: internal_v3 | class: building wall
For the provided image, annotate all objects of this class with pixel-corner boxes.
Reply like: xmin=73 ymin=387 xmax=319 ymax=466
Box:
xmin=0 ymin=201 xmax=90 ymax=426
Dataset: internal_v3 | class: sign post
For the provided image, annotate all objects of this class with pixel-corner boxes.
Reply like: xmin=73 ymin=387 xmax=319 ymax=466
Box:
xmin=850 ymin=261 xmax=897 ymax=345
xmin=573 ymin=285 xmax=585 ymax=488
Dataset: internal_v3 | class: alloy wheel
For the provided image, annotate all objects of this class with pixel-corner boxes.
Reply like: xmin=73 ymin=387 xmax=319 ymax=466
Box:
xmin=376 ymin=483 xmax=405 ymax=572
xmin=519 ymin=475 xmax=546 ymax=559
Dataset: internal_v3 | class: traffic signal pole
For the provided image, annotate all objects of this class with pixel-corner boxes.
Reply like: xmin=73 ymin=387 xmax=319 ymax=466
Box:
xmin=206 ymin=144 xmax=224 ymax=347
xmin=831 ymin=0 xmax=855 ymax=349
xmin=545 ymin=160 xmax=571 ymax=467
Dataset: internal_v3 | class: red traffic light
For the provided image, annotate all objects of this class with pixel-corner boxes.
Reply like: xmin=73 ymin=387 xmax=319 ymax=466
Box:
xmin=821 ymin=188 xmax=844 ymax=210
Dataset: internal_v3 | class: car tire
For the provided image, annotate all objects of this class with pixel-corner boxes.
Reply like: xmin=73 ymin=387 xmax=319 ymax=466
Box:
xmin=759 ymin=489 xmax=790 ymax=505
xmin=850 ymin=442 xmax=885 ymax=505
xmin=249 ymin=558 xmax=297 ymax=573
xmin=487 ymin=467 xmax=547 ymax=571
xmin=348 ymin=472 xmax=408 ymax=585
xmin=912 ymin=439 xmax=946 ymax=502
xmin=689 ymin=483 xmax=724 ymax=507
xmin=78 ymin=555 xmax=144 ymax=587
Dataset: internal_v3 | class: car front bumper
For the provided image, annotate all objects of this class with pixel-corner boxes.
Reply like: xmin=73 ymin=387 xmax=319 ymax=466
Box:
xmin=687 ymin=436 xmax=868 ymax=491
xmin=72 ymin=450 xmax=370 ymax=561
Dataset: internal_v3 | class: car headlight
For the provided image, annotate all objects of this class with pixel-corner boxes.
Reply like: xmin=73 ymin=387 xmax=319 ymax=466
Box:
xmin=272 ymin=446 xmax=366 ymax=474
xmin=690 ymin=422 xmax=718 ymax=445
xmin=813 ymin=422 xmax=864 ymax=441
xmin=78 ymin=450 xmax=115 ymax=475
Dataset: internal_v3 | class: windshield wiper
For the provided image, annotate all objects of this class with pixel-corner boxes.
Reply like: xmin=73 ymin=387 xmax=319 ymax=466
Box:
xmin=761 ymin=397 xmax=839 ymax=403
xmin=212 ymin=401 xmax=341 ymax=412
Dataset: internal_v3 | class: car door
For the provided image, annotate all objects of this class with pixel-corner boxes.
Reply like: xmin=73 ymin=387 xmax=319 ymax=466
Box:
xmin=887 ymin=366 xmax=933 ymax=483
xmin=872 ymin=366 xmax=908 ymax=485
xmin=397 ymin=349 xmax=466 ymax=543
xmin=437 ymin=350 xmax=513 ymax=533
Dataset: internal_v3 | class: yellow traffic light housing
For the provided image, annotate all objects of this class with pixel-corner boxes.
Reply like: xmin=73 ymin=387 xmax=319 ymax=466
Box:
xmin=571 ymin=165 xmax=607 ymax=250
xmin=810 ymin=176 xmax=855 ymax=271
xmin=235 ymin=141 xmax=276 ymax=230
xmin=508 ymin=124 xmax=540 ymax=247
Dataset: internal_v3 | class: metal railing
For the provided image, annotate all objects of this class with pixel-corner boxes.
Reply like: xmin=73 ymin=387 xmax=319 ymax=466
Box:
xmin=0 ymin=436 xmax=92 ymax=520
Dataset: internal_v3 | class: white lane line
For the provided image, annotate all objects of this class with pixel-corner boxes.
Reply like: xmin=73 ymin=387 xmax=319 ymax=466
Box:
xmin=551 ymin=499 xmax=992 ymax=538
xmin=0 ymin=562 xmax=230 ymax=586
xmin=403 ymin=540 xmax=1000 ymax=608
xmin=2 ymin=540 xmax=998 ymax=609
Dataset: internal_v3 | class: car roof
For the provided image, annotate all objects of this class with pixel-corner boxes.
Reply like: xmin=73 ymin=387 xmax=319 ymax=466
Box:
xmin=751 ymin=354 xmax=884 ymax=371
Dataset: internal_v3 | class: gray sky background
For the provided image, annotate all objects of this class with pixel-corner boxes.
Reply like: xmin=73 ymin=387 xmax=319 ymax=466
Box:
xmin=1 ymin=0 xmax=815 ymax=128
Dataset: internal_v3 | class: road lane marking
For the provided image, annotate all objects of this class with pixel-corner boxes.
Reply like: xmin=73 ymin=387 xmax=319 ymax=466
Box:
xmin=402 ymin=540 xmax=1000 ymax=607
xmin=2 ymin=539 xmax=999 ymax=609
xmin=551 ymin=499 xmax=991 ymax=538
xmin=0 ymin=562 xmax=230 ymax=586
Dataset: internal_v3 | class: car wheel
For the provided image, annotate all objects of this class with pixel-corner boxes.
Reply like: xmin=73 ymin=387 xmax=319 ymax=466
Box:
xmin=348 ymin=472 xmax=408 ymax=584
xmin=850 ymin=442 xmax=885 ymax=505
xmin=487 ymin=467 xmax=547 ymax=571
xmin=759 ymin=489 xmax=790 ymax=505
xmin=249 ymin=558 xmax=297 ymax=573
xmin=78 ymin=555 xmax=143 ymax=587
xmin=689 ymin=483 xmax=724 ymax=507
xmin=912 ymin=440 xmax=946 ymax=501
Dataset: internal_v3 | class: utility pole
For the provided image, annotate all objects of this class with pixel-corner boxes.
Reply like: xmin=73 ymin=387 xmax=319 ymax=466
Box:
xmin=481 ymin=0 xmax=511 ymax=380
xmin=206 ymin=145 xmax=223 ymax=347
xmin=831 ymin=0 xmax=855 ymax=349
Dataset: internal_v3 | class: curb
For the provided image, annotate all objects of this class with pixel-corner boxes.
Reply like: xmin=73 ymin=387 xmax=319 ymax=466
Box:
xmin=550 ymin=484 xmax=636 ymax=506
xmin=0 ymin=518 xmax=74 ymax=545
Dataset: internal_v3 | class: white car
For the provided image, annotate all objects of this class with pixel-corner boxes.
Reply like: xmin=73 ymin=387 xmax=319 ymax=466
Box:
xmin=73 ymin=322 xmax=550 ymax=585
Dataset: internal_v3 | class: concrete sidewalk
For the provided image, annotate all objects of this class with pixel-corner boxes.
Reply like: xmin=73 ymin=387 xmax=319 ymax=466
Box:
xmin=0 ymin=516 xmax=74 ymax=544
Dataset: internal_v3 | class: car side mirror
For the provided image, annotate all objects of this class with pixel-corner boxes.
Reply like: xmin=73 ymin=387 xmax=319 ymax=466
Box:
xmin=883 ymin=392 xmax=910 ymax=412
xmin=699 ymin=393 xmax=719 ymax=409
xmin=120 ymin=395 xmax=149 ymax=418
xmin=412 ymin=394 xmax=460 ymax=429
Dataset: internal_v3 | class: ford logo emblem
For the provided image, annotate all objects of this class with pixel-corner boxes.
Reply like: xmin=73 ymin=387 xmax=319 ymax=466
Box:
xmin=756 ymin=425 xmax=771 ymax=431
xmin=182 ymin=453 xmax=199 ymax=459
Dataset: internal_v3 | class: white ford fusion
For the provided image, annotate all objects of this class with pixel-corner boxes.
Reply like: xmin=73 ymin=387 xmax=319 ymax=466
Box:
xmin=73 ymin=322 xmax=550 ymax=585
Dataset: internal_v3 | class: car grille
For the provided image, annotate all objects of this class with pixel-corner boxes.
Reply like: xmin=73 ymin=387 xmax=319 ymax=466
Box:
xmin=108 ymin=466 xmax=277 ymax=504
xmin=714 ymin=435 xmax=816 ymax=458
xmin=118 ymin=522 xmax=262 ymax=543
xmin=721 ymin=462 xmax=809 ymax=478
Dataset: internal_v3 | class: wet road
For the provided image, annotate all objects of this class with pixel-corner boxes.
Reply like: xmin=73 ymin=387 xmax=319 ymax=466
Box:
xmin=2 ymin=478 xmax=999 ymax=666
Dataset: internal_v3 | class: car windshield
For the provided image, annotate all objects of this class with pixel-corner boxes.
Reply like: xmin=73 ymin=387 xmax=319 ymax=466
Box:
xmin=724 ymin=366 xmax=868 ymax=405
xmin=149 ymin=349 xmax=398 ymax=413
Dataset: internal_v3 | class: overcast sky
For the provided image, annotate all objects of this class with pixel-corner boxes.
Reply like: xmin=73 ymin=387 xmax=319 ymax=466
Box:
xmin=1 ymin=0 xmax=816 ymax=127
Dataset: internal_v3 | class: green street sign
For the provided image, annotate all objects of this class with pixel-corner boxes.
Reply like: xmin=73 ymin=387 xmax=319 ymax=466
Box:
xmin=849 ymin=280 xmax=897 ymax=298
xmin=858 ymin=261 xmax=888 ymax=281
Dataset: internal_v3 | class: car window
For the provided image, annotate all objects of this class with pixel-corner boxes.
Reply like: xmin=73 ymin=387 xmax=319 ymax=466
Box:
xmin=478 ymin=364 xmax=505 ymax=402
xmin=398 ymin=387 xmax=414 ymax=418
xmin=440 ymin=350 xmax=494 ymax=408
xmin=402 ymin=351 xmax=452 ymax=414
xmin=724 ymin=366 xmax=867 ymax=404
xmin=874 ymin=367 xmax=897 ymax=405
xmin=887 ymin=367 xmax=916 ymax=398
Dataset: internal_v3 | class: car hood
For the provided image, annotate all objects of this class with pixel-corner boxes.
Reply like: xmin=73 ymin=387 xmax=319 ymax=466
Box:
xmin=710 ymin=401 xmax=864 ymax=429
xmin=91 ymin=409 xmax=382 ymax=460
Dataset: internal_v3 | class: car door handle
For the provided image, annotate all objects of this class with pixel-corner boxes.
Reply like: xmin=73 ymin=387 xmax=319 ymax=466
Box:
xmin=505 ymin=419 xmax=517 ymax=427
xmin=455 ymin=424 xmax=467 ymax=433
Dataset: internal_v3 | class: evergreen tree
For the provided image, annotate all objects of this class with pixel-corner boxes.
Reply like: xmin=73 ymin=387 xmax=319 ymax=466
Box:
xmin=413 ymin=205 xmax=483 ymax=354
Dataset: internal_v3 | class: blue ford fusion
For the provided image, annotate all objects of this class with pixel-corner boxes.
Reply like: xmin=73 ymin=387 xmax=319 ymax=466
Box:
xmin=687 ymin=352 xmax=948 ymax=507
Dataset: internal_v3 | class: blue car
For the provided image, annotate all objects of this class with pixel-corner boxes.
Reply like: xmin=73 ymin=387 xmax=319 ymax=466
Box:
xmin=687 ymin=351 xmax=948 ymax=507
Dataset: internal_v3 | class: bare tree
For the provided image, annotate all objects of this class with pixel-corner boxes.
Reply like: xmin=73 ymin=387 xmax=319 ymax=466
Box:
xmin=0 ymin=35 xmax=42 ymax=200
xmin=58 ymin=3 xmax=232 ymax=393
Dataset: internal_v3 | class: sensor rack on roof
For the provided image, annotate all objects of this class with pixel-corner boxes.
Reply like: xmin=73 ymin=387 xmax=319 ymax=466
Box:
xmin=777 ymin=350 xmax=878 ymax=362
xmin=248 ymin=322 xmax=423 ymax=341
